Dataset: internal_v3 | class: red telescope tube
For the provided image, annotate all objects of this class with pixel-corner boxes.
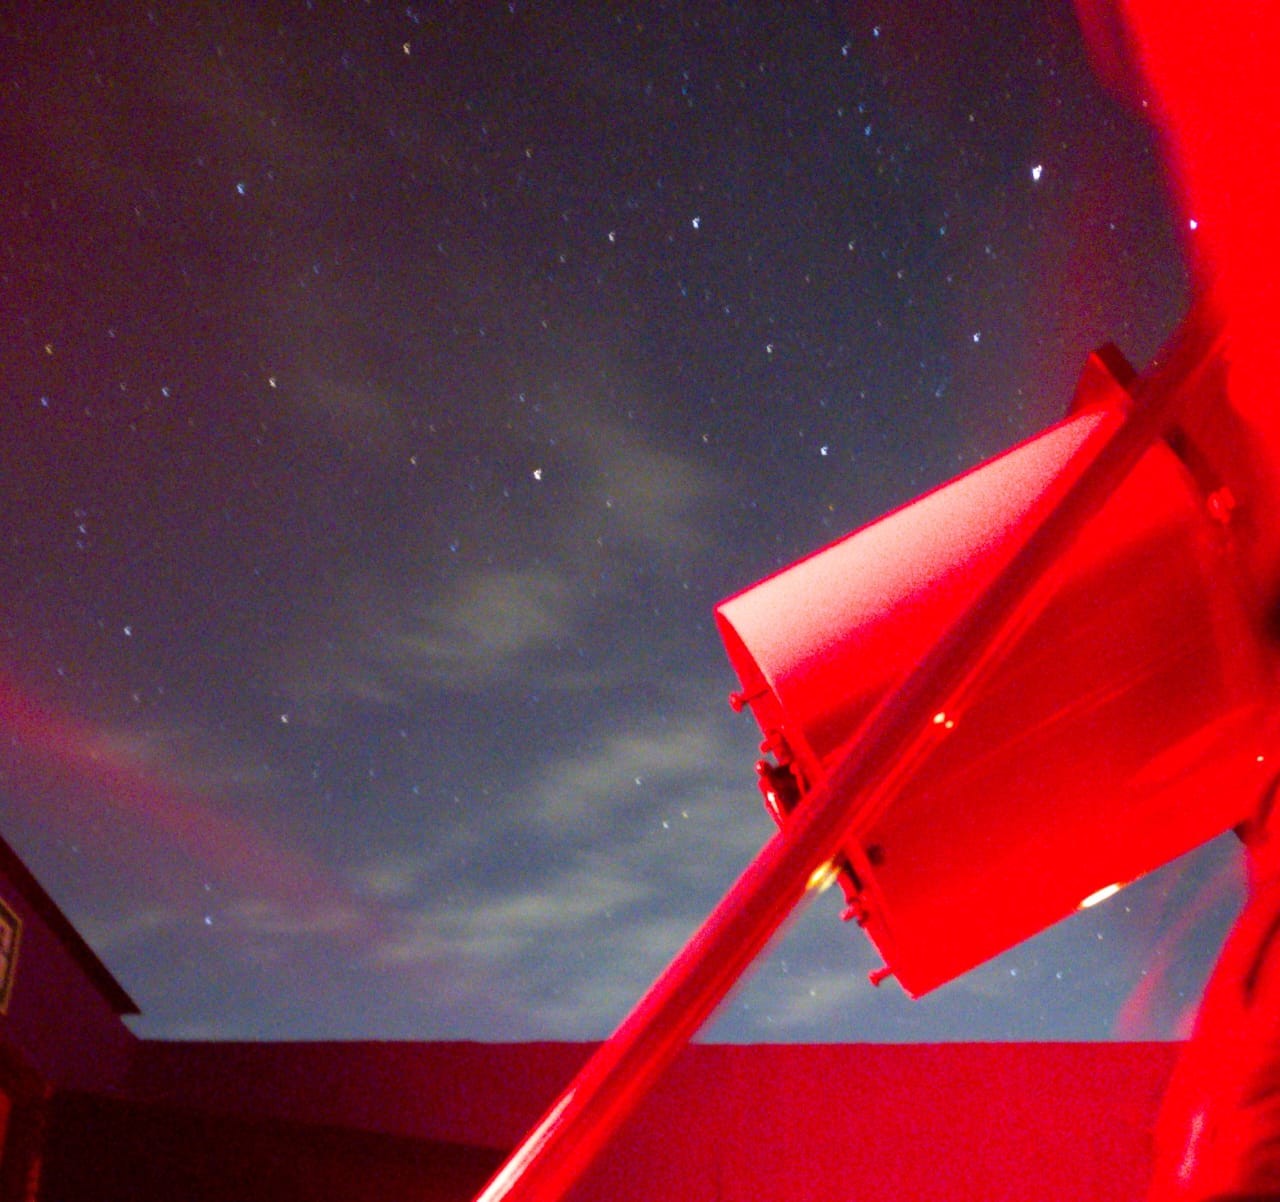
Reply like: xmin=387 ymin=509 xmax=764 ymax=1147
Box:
xmin=472 ymin=306 xmax=1225 ymax=1202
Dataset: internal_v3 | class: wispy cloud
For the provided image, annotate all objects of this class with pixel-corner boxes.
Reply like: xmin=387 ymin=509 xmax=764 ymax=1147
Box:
xmin=227 ymin=898 xmax=369 ymax=939
xmin=78 ymin=907 xmax=184 ymax=955
xmin=375 ymin=852 xmax=651 ymax=968
xmin=573 ymin=412 xmax=715 ymax=556
xmin=273 ymin=563 xmax=584 ymax=708
xmin=396 ymin=566 xmax=578 ymax=681
xmin=365 ymin=855 xmax=710 ymax=1037
xmin=342 ymin=708 xmax=775 ymax=1036
xmin=529 ymin=725 xmax=729 ymax=826
xmin=274 ymin=406 xmax=719 ymax=711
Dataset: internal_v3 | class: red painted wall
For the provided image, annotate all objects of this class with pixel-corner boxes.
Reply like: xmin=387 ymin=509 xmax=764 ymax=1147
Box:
xmin=0 ymin=910 xmax=134 ymax=1095
xmin=0 ymin=840 xmax=135 ymax=1095
xmin=127 ymin=1040 xmax=1177 ymax=1201
xmin=40 ymin=1091 xmax=504 ymax=1202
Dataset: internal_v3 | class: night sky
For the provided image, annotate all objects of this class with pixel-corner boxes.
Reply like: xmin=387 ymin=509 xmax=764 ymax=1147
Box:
xmin=0 ymin=2 xmax=1243 ymax=1043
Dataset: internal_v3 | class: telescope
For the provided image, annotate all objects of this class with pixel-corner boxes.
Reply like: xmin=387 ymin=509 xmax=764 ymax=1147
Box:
xmin=718 ymin=321 xmax=1275 ymax=997
xmin=474 ymin=300 xmax=1280 ymax=1201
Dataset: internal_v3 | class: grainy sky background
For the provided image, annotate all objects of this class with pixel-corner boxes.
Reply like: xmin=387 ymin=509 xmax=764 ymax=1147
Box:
xmin=0 ymin=1 xmax=1242 ymax=1042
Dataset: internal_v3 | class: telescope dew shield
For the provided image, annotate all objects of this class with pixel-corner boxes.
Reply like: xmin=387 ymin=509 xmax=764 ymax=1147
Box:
xmin=716 ymin=379 xmax=1276 ymax=997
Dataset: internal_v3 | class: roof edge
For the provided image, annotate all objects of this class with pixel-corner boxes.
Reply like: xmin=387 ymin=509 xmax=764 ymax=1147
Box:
xmin=0 ymin=833 xmax=138 ymax=1016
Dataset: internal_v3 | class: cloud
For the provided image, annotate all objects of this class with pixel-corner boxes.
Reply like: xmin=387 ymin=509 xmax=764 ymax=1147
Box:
xmin=529 ymin=725 xmax=727 ymax=826
xmin=227 ymin=898 xmax=368 ymax=939
xmin=276 ymin=430 xmax=717 ymax=712
xmin=275 ymin=563 xmax=585 ymax=710
xmin=83 ymin=720 xmax=278 ymax=798
xmin=364 ymin=850 xmax=713 ymax=1037
xmin=354 ymin=855 xmax=431 ymax=903
xmin=572 ymin=411 xmax=715 ymax=556
xmin=341 ymin=706 xmax=777 ymax=1036
xmin=398 ymin=566 xmax=577 ymax=675
xmin=375 ymin=851 xmax=651 ymax=968
xmin=77 ymin=907 xmax=183 ymax=954
xmin=733 ymin=963 xmax=868 ymax=1034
